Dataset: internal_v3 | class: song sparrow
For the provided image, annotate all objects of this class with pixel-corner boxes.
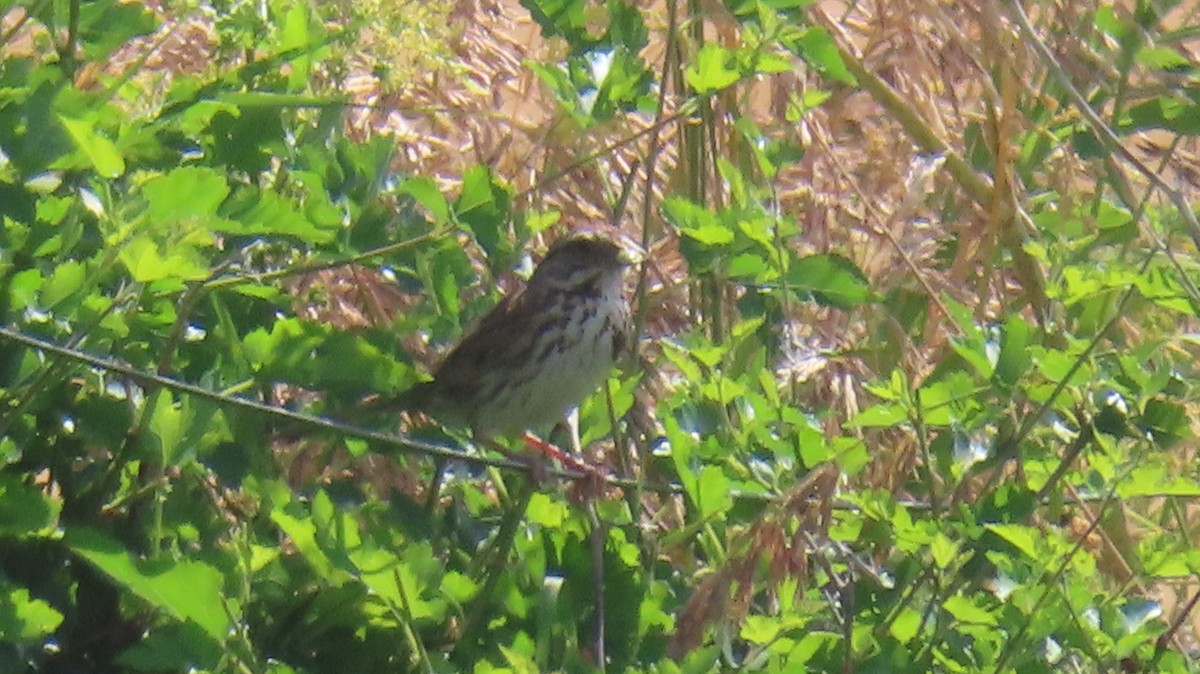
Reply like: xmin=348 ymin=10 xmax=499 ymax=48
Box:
xmin=402 ymin=235 xmax=630 ymax=443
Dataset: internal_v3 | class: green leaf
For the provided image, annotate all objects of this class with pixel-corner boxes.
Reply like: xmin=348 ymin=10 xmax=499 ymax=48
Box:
xmin=752 ymin=51 xmax=793 ymax=75
xmin=686 ymin=43 xmax=741 ymax=93
xmin=918 ymin=372 xmax=981 ymax=426
xmin=221 ymin=187 xmax=336 ymax=244
xmin=786 ymin=254 xmax=874 ymax=308
xmin=41 ymin=259 xmax=86 ymax=307
xmin=67 ymin=528 xmax=229 ymax=643
xmin=400 ymin=176 xmax=449 ymax=224
xmin=522 ymin=0 xmax=647 ymax=53
xmin=217 ymin=91 xmax=344 ymax=107
xmin=942 ymin=594 xmax=997 ymax=626
xmin=1118 ymin=463 xmax=1200 ymax=498
xmin=890 ymin=607 xmax=921 ymax=643
xmin=727 ymin=252 xmax=771 ymax=279
xmin=682 ymin=223 xmax=734 ymax=246
xmin=525 ymin=209 xmax=561 ymax=233
xmin=383 ymin=543 xmax=447 ymax=621
xmin=0 ymin=474 xmax=61 ymax=536
xmin=9 ymin=268 xmax=42 ymax=310
xmin=348 ymin=546 xmax=403 ymax=607
xmin=845 ymin=402 xmax=907 ymax=428
xmin=832 ymin=436 xmax=870 ymax=475
xmin=590 ymin=48 xmax=653 ymax=118
xmin=115 ymin=621 xmax=222 ymax=671
xmin=0 ymin=586 xmax=63 ymax=642
xmin=270 ymin=503 xmax=341 ymax=584
xmin=76 ymin=0 xmax=157 ymax=59
xmin=1137 ymin=46 xmax=1192 ymax=71
xmin=984 ymin=523 xmax=1039 ymax=559
xmin=696 ymin=465 xmax=733 ymax=519
xmin=455 ymin=164 xmax=512 ymax=257
xmin=689 ymin=343 xmax=726 ymax=368
xmin=344 ymin=437 xmax=368 ymax=457
xmin=457 ymin=164 xmax=500 ymax=215
xmin=950 ymin=332 xmax=996 ymax=380
xmin=741 ymin=615 xmax=781 ymax=643
xmin=143 ymin=166 xmax=229 ymax=223
xmin=794 ymin=26 xmax=854 ymax=84
xmin=59 ymin=115 xmax=125 ymax=178
xmin=795 ymin=421 xmax=832 ymax=465
xmin=1124 ymin=97 xmax=1200 ymax=134
xmin=665 ymin=416 xmax=699 ymax=500
xmin=244 ymin=317 xmax=416 ymax=395
xmin=661 ymin=195 xmax=732 ymax=245
xmin=929 ymin=533 xmax=960 ymax=569
xmin=1140 ymin=398 xmax=1189 ymax=446
xmin=441 ymin=571 xmax=478 ymax=604
xmin=280 ymin=1 xmax=313 ymax=89
xmin=992 ymin=316 xmax=1033 ymax=389
xmin=432 ymin=250 xmax=464 ymax=319
xmin=146 ymin=391 xmax=187 ymax=465
xmin=1031 ymin=347 xmax=1093 ymax=385
xmin=700 ymin=376 xmax=747 ymax=404
xmin=118 ymin=236 xmax=210 ymax=282
xmin=527 ymin=492 xmax=569 ymax=528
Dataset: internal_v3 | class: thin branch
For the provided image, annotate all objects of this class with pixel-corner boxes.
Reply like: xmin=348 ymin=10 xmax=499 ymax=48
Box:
xmin=518 ymin=106 xmax=695 ymax=201
xmin=991 ymin=466 xmax=1131 ymax=674
xmin=1151 ymin=587 xmax=1200 ymax=668
xmin=202 ymin=230 xmax=447 ymax=290
xmin=0 ymin=324 xmax=525 ymax=471
xmin=7 ymin=323 xmax=1195 ymax=512
xmin=1003 ymin=0 xmax=1200 ymax=251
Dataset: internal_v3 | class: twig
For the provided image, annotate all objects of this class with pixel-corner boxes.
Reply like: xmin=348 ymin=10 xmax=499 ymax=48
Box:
xmin=393 ymin=567 xmax=436 ymax=673
xmin=587 ymin=502 xmax=607 ymax=671
xmin=453 ymin=485 xmax=533 ymax=664
xmin=0 ymin=324 xmax=527 ymax=471
xmin=1151 ymin=588 xmax=1200 ymax=668
xmin=7 ymin=323 xmax=1188 ymax=510
xmin=1002 ymin=0 xmax=1200 ymax=251
xmin=990 ymin=469 xmax=1129 ymax=674
xmin=519 ymin=107 xmax=695 ymax=201
xmin=201 ymin=230 xmax=446 ymax=290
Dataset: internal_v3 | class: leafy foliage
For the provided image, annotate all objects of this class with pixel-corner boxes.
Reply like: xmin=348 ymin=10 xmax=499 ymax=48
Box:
xmin=1 ymin=0 xmax=1200 ymax=673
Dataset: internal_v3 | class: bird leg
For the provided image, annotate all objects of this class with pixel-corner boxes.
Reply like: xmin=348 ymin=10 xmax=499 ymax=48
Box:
xmin=564 ymin=407 xmax=583 ymax=456
xmin=475 ymin=433 xmax=599 ymax=487
xmin=519 ymin=431 xmax=600 ymax=478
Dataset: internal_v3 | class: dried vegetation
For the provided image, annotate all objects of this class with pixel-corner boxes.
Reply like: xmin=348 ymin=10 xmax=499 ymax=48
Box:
xmin=19 ymin=0 xmax=1200 ymax=654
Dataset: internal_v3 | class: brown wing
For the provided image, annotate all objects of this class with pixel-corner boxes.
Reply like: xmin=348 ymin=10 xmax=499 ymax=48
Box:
xmin=423 ymin=286 xmax=538 ymax=403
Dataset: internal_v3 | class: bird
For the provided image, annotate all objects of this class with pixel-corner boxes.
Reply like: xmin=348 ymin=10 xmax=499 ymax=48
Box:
xmin=398 ymin=234 xmax=630 ymax=465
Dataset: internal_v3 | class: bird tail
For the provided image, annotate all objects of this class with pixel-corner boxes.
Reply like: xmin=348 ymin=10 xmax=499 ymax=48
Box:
xmin=270 ymin=381 xmax=433 ymax=441
xmin=358 ymin=380 xmax=433 ymax=417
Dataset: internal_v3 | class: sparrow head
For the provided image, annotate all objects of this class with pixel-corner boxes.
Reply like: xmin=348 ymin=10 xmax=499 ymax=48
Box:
xmin=529 ymin=235 xmax=629 ymax=294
